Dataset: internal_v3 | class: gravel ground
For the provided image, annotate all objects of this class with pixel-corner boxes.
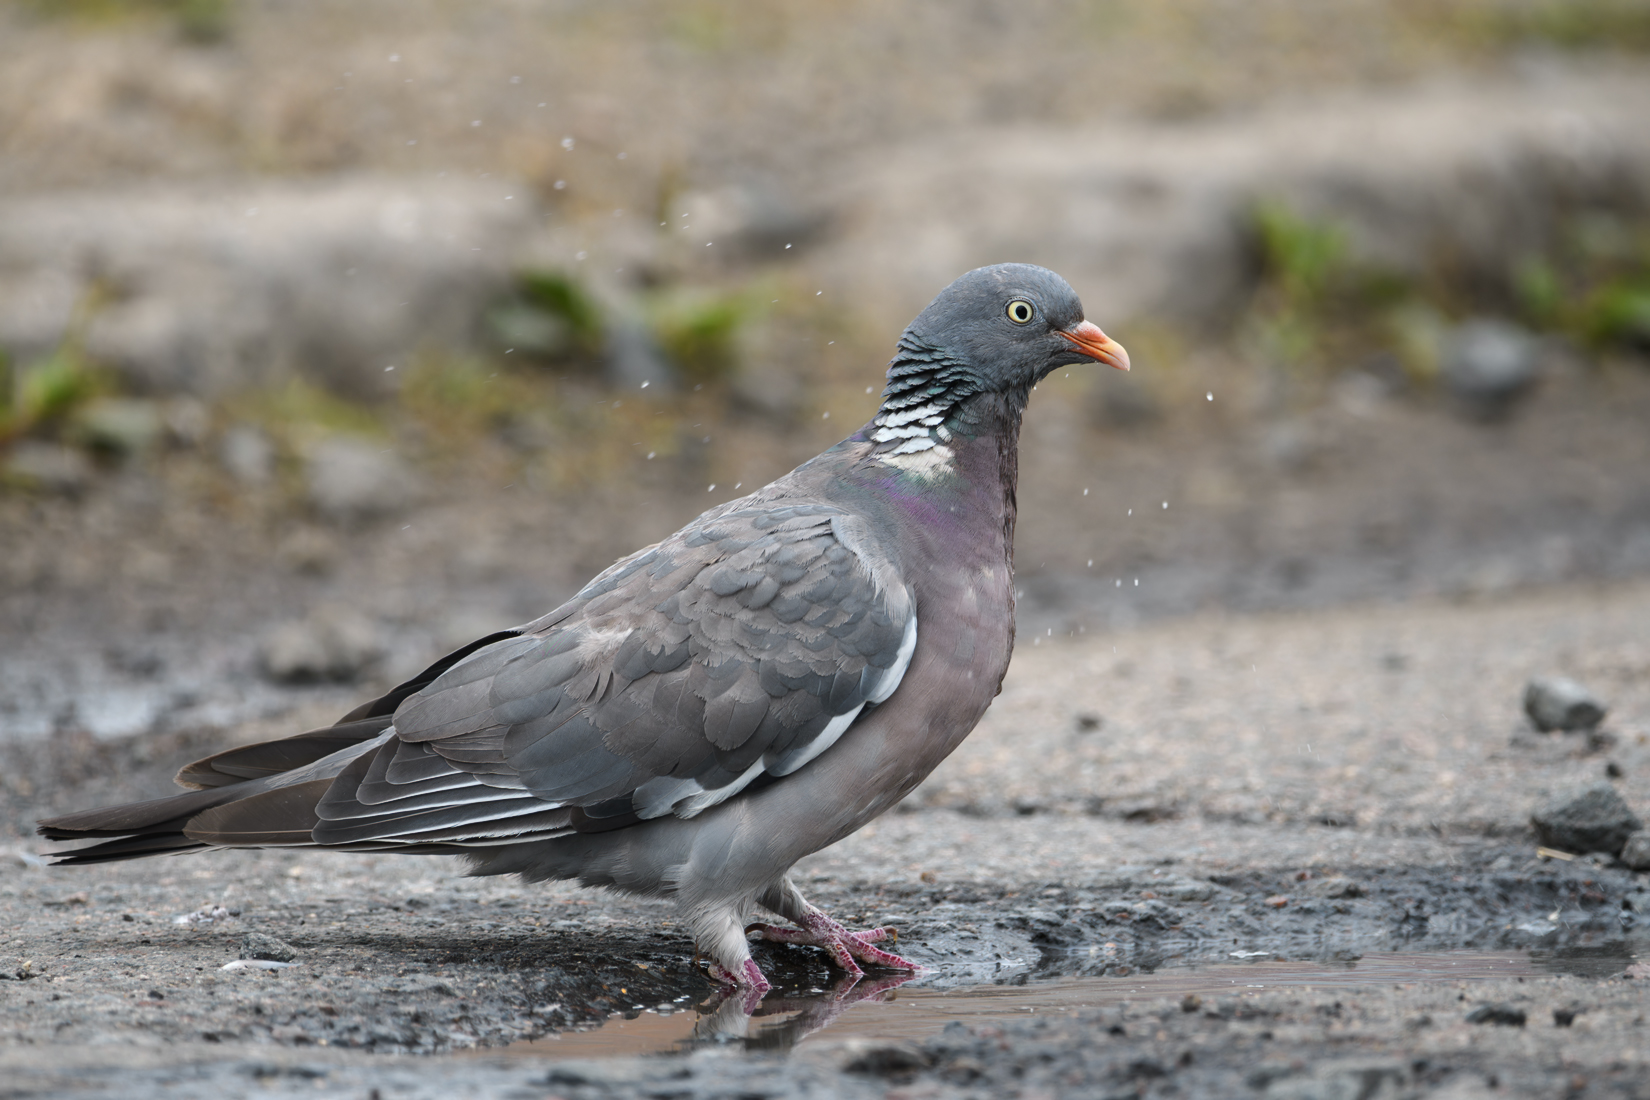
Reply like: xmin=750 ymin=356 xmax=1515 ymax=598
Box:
xmin=3 ymin=580 xmax=1648 ymax=1097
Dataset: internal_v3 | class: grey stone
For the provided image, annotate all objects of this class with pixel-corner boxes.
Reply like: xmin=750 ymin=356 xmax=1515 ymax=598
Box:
xmin=73 ymin=398 xmax=165 ymax=457
xmin=260 ymin=609 xmax=384 ymax=684
xmin=239 ymin=933 xmax=298 ymax=963
xmin=1441 ymin=319 xmax=1542 ymax=417
xmin=219 ymin=425 xmax=276 ymax=487
xmin=1524 ymin=676 xmax=1607 ymax=732
xmin=304 ymin=437 xmax=418 ymax=522
xmin=1531 ymin=783 xmax=1643 ymax=857
xmin=485 ymin=303 xmax=574 ymax=358
xmin=1 ymin=442 xmax=92 ymax=494
xmin=603 ymin=315 xmax=675 ymax=392
xmin=1265 ymin=1062 xmax=1409 ymax=1100
xmin=0 ymin=178 xmax=538 ymax=398
xmin=1620 ymin=831 xmax=1650 ymax=872
xmin=1304 ymin=877 xmax=1367 ymax=899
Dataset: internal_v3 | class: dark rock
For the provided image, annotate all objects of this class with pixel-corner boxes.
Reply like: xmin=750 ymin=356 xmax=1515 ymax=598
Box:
xmin=1441 ymin=318 xmax=1541 ymax=418
xmin=1465 ymin=1003 xmax=1526 ymax=1026
xmin=1531 ymin=784 xmax=1643 ymax=856
xmin=1075 ymin=712 xmax=1103 ymax=732
xmin=840 ymin=1041 xmax=932 ymax=1078
xmin=1524 ymin=676 xmax=1607 ymax=732
xmin=239 ymin=933 xmax=298 ymax=963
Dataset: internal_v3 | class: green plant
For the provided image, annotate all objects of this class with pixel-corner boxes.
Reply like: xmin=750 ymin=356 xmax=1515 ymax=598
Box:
xmin=1253 ymin=200 xmax=1348 ymax=310
xmin=1511 ymin=212 xmax=1650 ymax=350
xmin=18 ymin=0 xmax=233 ymax=41
xmin=517 ymin=271 xmax=605 ymax=356
xmin=0 ymin=344 xmax=105 ymax=447
xmin=1243 ymin=200 xmax=1414 ymax=378
xmin=648 ymin=292 xmax=747 ymax=384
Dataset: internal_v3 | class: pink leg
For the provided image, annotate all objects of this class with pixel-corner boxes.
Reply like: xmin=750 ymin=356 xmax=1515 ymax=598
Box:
xmin=750 ymin=905 xmax=921 ymax=978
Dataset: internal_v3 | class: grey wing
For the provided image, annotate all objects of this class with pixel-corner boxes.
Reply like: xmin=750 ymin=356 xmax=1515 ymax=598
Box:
xmin=310 ymin=505 xmax=916 ymax=847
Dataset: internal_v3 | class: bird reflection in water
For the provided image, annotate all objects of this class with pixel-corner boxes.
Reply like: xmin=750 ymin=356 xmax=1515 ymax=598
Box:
xmin=691 ymin=971 xmax=918 ymax=1051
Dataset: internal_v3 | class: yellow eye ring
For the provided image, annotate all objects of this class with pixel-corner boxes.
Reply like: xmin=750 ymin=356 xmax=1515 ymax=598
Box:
xmin=1006 ymin=299 xmax=1034 ymax=325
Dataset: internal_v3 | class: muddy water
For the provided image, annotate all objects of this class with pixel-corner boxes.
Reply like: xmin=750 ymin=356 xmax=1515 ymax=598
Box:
xmin=483 ymin=947 xmax=1634 ymax=1060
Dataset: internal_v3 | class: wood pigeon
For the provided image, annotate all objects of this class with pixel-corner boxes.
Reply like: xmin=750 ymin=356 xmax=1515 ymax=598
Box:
xmin=39 ymin=263 xmax=1129 ymax=997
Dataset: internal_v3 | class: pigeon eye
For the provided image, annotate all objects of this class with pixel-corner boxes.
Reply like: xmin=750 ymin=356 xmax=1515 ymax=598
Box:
xmin=1005 ymin=299 xmax=1035 ymax=325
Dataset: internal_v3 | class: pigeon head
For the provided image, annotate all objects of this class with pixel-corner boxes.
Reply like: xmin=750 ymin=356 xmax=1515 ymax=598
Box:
xmin=870 ymin=265 xmax=1128 ymax=454
xmin=893 ymin=263 xmax=1129 ymax=395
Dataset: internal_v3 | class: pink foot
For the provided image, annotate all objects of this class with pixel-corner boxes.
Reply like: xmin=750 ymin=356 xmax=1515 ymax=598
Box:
xmin=750 ymin=908 xmax=922 ymax=978
xmin=705 ymin=957 xmax=770 ymax=1013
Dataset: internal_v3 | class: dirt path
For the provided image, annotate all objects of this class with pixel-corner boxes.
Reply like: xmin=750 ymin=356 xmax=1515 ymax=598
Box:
xmin=2 ymin=580 xmax=1646 ymax=1097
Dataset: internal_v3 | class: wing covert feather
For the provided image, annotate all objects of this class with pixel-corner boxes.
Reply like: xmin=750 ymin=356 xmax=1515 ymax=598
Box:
xmin=313 ymin=502 xmax=916 ymax=846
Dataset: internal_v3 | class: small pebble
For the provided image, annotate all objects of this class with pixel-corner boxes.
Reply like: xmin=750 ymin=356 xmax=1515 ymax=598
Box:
xmin=1465 ymin=1003 xmax=1526 ymax=1027
xmin=1530 ymin=784 xmax=1643 ymax=857
xmin=1524 ymin=676 xmax=1606 ymax=732
xmin=1620 ymin=831 xmax=1650 ymax=872
xmin=240 ymin=932 xmax=299 ymax=963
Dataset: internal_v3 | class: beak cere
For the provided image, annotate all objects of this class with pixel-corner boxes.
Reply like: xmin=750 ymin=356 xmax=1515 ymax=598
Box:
xmin=1058 ymin=320 xmax=1130 ymax=372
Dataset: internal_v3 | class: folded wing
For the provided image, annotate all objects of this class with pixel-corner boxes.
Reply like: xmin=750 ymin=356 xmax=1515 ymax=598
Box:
xmin=211 ymin=503 xmax=917 ymax=850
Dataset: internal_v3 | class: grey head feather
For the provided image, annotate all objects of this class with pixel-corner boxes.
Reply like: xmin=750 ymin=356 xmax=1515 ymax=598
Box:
xmin=872 ymin=263 xmax=1097 ymax=453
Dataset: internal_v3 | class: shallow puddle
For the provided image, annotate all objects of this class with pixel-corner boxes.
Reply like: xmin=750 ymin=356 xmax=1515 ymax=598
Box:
xmin=482 ymin=946 xmax=1636 ymax=1060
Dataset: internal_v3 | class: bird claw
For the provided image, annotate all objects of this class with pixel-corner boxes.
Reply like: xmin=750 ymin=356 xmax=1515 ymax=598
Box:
xmin=750 ymin=909 xmax=921 ymax=978
xmin=704 ymin=957 xmax=771 ymax=1014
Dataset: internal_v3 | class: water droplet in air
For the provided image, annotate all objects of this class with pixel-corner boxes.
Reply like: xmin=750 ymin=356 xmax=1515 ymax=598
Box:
xmin=388 ymin=53 xmax=400 ymax=62
xmin=1134 ymin=578 xmax=1139 ymax=586
xmin=640 ymin=381 xmax=650 ymax=389
xmin=707 ymin=484 xmax=716 ymax=492
xmin=471 ymin=119 xmax=482 ymax=127
xmin=575 ymin=251 xmax=587 ymax=260
xmin=1162 ymin=501 xmax=1168 ymax=509
xmin=1207 ymin=392 xmax=1214 ymax=401
xmin=822 ymin=411 xmax=831 ymax=419
xmin=561 ymin=137 xmax=575 ymax=150
xmin=1082 ymin=488 xmax=1089 ymax=496
xmin=646 ymin=452 xmax=655 ymax=459
xmin=617 ymin=151 xmax=627 ymax=159
xmin=554 ymin=180 xmax=566 ymax=190
xmin=1127 ymin=508 xmax=1132 ymax=516
xmin=1087 ymin=560 xmax=1093 ymax=567
xmin=786 ymin=243 xmax=792 ymax=249
xmin=510 ymin=75 xmax=521 ymax=84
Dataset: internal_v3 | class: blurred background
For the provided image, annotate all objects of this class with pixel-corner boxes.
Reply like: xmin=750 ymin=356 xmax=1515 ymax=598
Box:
xmin=2 ymin=0 xmax=1649 ymax=817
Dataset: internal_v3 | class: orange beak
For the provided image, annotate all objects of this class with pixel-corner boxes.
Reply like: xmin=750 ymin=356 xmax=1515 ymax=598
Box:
xmin=1058 ymin=320 xmax=1130 ymax=371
